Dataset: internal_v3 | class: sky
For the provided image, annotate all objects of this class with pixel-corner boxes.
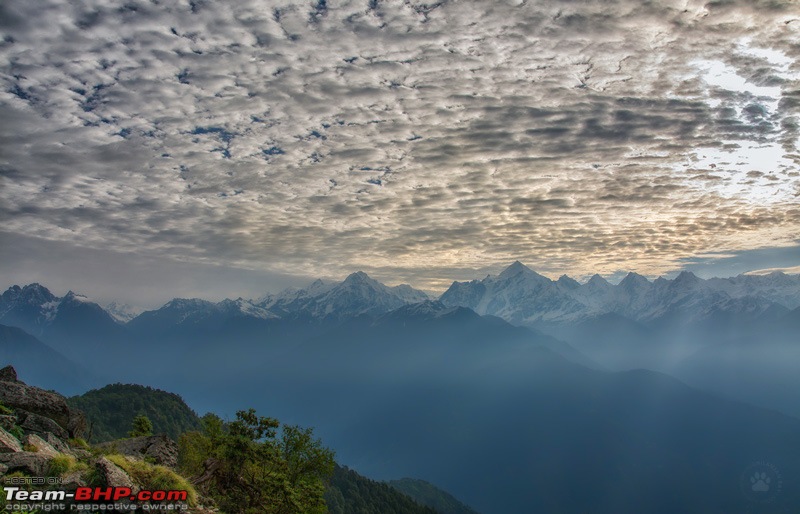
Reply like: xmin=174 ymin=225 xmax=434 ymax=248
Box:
xmin=1 ymin=0 xmax=799 ymax=306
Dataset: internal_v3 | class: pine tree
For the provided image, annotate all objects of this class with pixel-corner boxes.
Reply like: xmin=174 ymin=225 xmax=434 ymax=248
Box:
xmin=129 ymin=414 xmax=153 ymax=437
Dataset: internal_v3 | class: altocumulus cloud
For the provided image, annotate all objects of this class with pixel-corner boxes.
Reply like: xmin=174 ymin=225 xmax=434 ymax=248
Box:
xmin=1 ymin=0 xmax=799 ymax=293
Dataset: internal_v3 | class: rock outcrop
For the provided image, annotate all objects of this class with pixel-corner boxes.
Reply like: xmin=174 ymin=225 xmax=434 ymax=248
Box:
xmin=97 ymin=456 xmax=139 ymax=490
xmin=0 ymin=365 xmax=86 ymax=439
xmin=0 ymin=427 xmax=23 ymax=453
xmin=97 ymin=434 xmax=179 ymax=468
xmin=15 ymin=409 xmax=70 ymax=440
xmin=0 ymin=365 xmax=19 ymax=382
xmin=0 ymin=451 xmax=53 ymax=476
xmin=24 ymin=433 xmax=61 ymax=457
xmin=0 ymin=366 xmax=212 ymax=513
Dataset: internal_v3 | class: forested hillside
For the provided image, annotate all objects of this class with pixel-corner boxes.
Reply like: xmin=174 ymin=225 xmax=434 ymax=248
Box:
xmin=67 ymin=383 xmax=202 ymax=442
xmin=388 ymin=478 xmax=481 ymax=514
xmin=64 ymin=380 xmax=459 ymax=512
xmin=326 ymin=465 xmax=438 ymax=514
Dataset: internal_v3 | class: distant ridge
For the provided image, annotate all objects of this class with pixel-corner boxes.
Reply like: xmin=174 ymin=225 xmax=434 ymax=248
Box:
xmin=440 ymin=262 xmax=800 ymax=328
xmin=2 ymin=265 xmax=799 ymax=333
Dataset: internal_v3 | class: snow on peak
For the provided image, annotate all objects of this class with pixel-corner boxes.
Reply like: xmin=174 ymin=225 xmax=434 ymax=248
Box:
xmin=217 ymin=298 xmax=277 ymax=319
xmin=105 ymin=302 xmax=142 ymax=323
xmin=390 ymin=284 xmax=430 ymax=303
xmin=3 ymin=283 xmax=57 ymax=305
xmin=63 ymin=291 xmax=93 ymax=303
xmin=342 ymin=271 xmax=375 ymax=285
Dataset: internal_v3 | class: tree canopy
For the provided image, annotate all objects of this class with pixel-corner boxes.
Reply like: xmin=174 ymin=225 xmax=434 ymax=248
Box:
xmin=179 ymin=409 xmax=335 ymax=514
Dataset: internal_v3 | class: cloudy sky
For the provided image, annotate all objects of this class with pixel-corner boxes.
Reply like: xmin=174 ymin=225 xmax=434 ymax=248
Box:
xmin=1 ymin=0 xmax=799 ymax=305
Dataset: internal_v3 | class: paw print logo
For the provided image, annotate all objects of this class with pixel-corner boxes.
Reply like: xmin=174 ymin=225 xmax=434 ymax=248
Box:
xmin=750 ymin=472 xmax=770 ymax=492
xmin=741 ymin=461 xmax=782 ymax=504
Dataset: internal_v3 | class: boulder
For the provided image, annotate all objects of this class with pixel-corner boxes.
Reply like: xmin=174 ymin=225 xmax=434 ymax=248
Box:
xmin=98 ymin=434 xmax=179 ymax=468
xmin=45 ymin=432 xmax=72 ymax=454
xmin=0 ymin=451 xmax=52 ymax=476
xmin=0 ymin=365 xmax=18 ymax=382
xmin=61 ymin=469 xmax=86 ymax=492
xmin=0 ymin=427 xmax=23 ymax=453
xmin=16 ymin=409 xmax=69 ymax=441
xmin=96 ymin=456 xmax=139 ymax=491
xmin=71 ymin=448 xmax=91 ymax=460
xmin=24 ymin=433 xmax=61 ymax=457
xmin=0 ymin=415 xmax=16 ymax=431
xmin=0 ymin=377 xmax=71 ymax=431
xmin=68 ymin=409 xmax=88 ymax=440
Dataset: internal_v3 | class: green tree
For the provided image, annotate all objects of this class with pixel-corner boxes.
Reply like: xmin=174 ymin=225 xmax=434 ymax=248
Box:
xmin=129 ymin=414 xmax=153 ymax=437
xmin=179 ymin=409 xmax=334 ymax=514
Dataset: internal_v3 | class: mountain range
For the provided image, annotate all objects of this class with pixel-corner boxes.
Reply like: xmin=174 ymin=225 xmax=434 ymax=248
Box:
xmin=440 ymin=261 xmax=799 ymax=328
xmin=2 ymin=264 xmax=800 ymax=513
xmin=3 ymin=262 xmax=798 ymax=337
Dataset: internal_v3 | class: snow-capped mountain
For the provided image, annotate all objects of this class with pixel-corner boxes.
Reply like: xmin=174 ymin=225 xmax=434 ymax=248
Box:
xmin=0 ymin=284 xmax=121 ymax=337
xmin=255 ymin=272 xmax=430 ymax=320
xmin=127 ymin=296 xmax=277 ymax=333
xmin=217 ymin=298 xmax=277 ymax=320
xmin=105 ymin=302 xmax=142 ymax=323
xmin=0 ymin=283 xmax=60 ymax=335
xmin=4 ymin=265 xmax=797 ymax=337
xmin=440 ymin=262 xmax=798 ymax=328
xmin=257 ymin=279 xmax=336 ymax=315
xmin=439 ymin=261 xmax=586 ymax=325
xmin=706 ymin=272 xmax=800 ymax=309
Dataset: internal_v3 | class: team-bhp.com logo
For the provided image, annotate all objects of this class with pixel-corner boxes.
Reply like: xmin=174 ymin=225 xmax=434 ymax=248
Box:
xmin=4 ymin=486 xmax=189 ymax=511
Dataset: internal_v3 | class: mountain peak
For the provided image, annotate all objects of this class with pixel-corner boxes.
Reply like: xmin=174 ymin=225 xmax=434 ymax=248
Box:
xmin=620 ymin=272 xmax=650 ymax=289
xmin=343 ymin=271 xmax=376 ymax=285
xmin=1 ymin=283 xmax=58 ymax=306
xmin=498 ymin=261 xmax=536 ymax=280
xmin=622 ymin=271 xmax=647 ymax=281
xmin=63 ymin=290 xmax=85 ymax=301
xmin=587 ymin=274 xmax=609 ymax=286
xmin=557 ymin=274 xmax=581 ymax=290
xmin=163 ymin=298 xmax=215 ymax=310
xmin=105 ymin=302 xmax=141 ymax=323
xmin=673 ymin=270 xmax=700 ymax=284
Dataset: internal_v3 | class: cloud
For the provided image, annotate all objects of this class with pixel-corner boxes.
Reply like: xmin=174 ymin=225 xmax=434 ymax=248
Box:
xmin=1 ymin=0 xmax=799 ymax=295
xmin=676 ymin=242 xmax=800 ymax=278
xmin=746 ymin=265 xmax=800 ymax=275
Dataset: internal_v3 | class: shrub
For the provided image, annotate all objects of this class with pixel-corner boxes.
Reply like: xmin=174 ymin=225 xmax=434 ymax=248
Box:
xmin=8 ymin=425 xmax=24 ymax=442
xmin=68 ymin=438 xmax=90 ymax=450
xmin=48 ymin=455 xmax=77 ymax=477
xmin=106 ymin=454 xmax=198 ymax=506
